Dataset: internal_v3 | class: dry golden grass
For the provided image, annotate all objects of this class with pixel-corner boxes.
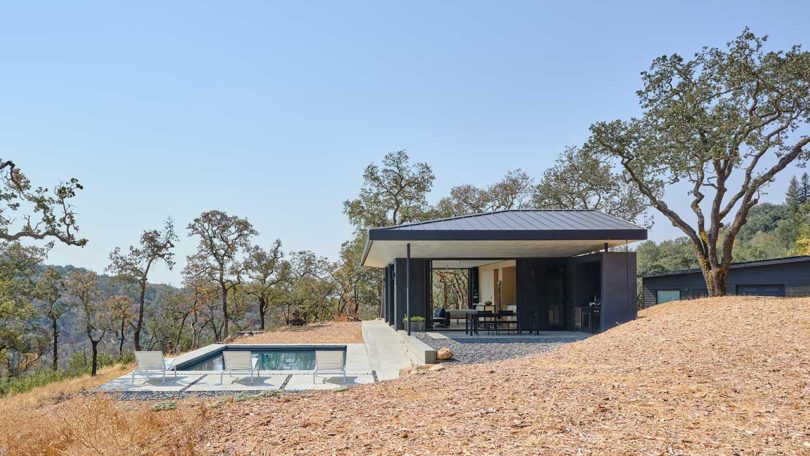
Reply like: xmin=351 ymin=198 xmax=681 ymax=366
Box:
xmin=0 ymin=363 xmax=205 ymax=456
xmin=2 ymin=297 xmax=809 ymax=455
xmin=231 ymin=321 xmax=363 ymax=344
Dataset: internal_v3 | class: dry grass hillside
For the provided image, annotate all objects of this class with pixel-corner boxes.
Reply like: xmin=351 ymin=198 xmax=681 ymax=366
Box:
xmin=1 ymin=297 xmax=808 ymax=455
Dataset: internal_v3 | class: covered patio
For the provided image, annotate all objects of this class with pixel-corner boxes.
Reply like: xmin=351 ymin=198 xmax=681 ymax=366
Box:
xmin=361 ymin=210 xmax=647 ymax=335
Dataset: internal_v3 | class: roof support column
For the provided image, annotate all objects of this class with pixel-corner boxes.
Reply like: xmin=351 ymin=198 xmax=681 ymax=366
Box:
xmin=406 ymin=243 xmax=411 ymax=336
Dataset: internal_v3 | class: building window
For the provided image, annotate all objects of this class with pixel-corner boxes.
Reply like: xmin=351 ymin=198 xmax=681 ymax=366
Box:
xmin=735 ymin=284 xmax=785 ymax=297
xmin=656 ymin=290 xmax=681 ymax=304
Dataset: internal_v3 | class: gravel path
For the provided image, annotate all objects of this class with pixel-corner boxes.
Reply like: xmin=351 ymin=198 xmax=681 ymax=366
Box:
xmin=414 ymin=334 xmax=572 ymax=364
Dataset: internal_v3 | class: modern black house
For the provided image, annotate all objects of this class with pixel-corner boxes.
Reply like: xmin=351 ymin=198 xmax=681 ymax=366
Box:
xmin=641 ymin=255 xmax=810 ymax=307
xmin=361 ymin=210 xmax=647 ymax=334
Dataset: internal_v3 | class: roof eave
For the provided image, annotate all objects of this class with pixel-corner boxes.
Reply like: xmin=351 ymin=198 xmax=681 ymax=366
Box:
xmin=368 ymin=228 xmax=648 ymax=242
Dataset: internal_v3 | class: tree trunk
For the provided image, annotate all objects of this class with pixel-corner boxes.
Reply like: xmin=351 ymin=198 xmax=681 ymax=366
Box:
xmin=134 ymin=280 xmax=147 ymax=351
xmin=258 ymin=296 xmax=267 ymax=330
xmin=90 ymin=340 xmax=99 ymax=376
xmin=221 ymin=283 xmax=229 ymax=340
xmin=175 ymin=312 xmax=189 ymax=354
xmin=696 ymin=252 xmax=729 ymax=297
xmin=118 ymin=319 xmax=126 ymax=361
xmin=51 ymin=317 xmax=59 ymax=371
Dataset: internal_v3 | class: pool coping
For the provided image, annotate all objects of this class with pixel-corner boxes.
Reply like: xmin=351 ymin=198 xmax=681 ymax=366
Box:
xmin=171 ymin=343 xmax=348 ymax=370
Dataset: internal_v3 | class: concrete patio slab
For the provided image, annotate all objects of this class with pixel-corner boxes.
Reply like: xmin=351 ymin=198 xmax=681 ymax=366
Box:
xmin=185 ymin=373 xmax=288 ymax=392
xmin=98 ymin=341 xmax=387 ymax=393
xmin=97 ymin=373 xmax=204 ymax=392
xmin=285 ymin=372 xmax=376 ymax=391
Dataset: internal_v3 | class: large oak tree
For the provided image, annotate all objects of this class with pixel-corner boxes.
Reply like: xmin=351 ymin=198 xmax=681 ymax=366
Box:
xmin=589 ymin=30 xmax=810 ymax=296
xmin=107 ymin=218 xmax=177 ymax=350
xmin=244 ymin=240 xmax=287 ymax=330
xmin=185 ymin=210 xmax=256 ymax=340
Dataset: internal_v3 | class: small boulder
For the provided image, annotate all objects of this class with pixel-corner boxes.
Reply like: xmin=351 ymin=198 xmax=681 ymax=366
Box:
xmin=437 ymin=347 xmax=454 ymax=361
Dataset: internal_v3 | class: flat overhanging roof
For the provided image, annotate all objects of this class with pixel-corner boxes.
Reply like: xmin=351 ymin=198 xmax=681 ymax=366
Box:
xmin=361 ymin=210 xmax=647 ymax=268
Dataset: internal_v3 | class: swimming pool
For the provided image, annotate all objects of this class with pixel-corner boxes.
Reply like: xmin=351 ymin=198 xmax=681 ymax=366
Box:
xmin=173 ymin=345 xmax=346 ymax=371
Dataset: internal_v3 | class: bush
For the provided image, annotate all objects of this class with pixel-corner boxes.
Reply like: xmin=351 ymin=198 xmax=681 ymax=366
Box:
xmin=0 ymin=368 xmax=65 ymax=396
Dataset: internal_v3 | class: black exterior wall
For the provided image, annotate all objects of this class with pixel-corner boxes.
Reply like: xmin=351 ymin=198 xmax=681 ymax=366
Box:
xmin=380 ymin=251 xmax=639 ymax=333
xmin=390 ymin=258 xmax=431 ymax=330
xmin=641 ymin=257 xmax=810 ymax=307
xmin=600 ymin=252 xmax=638 ymax=330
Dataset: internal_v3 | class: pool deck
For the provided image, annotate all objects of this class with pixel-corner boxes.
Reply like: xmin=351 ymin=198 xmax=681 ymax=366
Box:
xmin=98 ymin=343 xmax=379 ymax=393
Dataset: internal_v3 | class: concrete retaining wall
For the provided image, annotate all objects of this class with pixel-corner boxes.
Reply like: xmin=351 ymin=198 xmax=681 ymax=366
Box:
xmin=397 ymin=330 xmax=437 ymax=365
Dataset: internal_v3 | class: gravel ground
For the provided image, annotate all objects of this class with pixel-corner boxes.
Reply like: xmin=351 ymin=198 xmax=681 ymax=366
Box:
xmin=103 ymin=390 xmax=286 ymax=401
xmin=414 ymin=334 xmax=568 ymax=363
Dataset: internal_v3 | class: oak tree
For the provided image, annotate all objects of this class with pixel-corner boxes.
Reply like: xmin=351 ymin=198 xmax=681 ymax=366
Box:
xmin=66 ymin=271 xmax=109 ymax=376
xmin=533 ymin=147 xmax=650 ymax=225
xmin=185 ymin=210 xmax=256 ymax=339
xmin=34 ymin=267 xmax=72 ymax=371
xmin=107 ymin=218 xmax=177 ymax=350
xmin=244 ymin=240 xmax=287 ymax=330
xmin=588 ymin=30 xmax=810 ymax=296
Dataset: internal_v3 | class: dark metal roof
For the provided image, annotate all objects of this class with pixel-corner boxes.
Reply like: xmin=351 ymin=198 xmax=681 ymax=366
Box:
xmin=368 ymin=210 xmax=647 ymax=242
xmin=642 ymin=255 xmax=810 ymax=279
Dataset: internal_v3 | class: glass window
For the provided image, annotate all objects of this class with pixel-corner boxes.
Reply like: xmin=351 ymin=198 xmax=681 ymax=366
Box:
xmin=735 ymin=285 xmax=785 ymax=297
xmin=656 ymin=290 xmax=681 ymax=304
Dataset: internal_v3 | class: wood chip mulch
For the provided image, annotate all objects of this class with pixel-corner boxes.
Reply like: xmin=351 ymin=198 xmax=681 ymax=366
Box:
xmin=230 ymin=321 xmax=364 ymax=344
xmin=161 ymin=297 xmax=810 ymax=455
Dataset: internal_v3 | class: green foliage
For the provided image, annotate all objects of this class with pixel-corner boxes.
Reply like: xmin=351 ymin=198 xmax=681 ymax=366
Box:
xmin=185 ymin=210 xmax=257 ymax=340
xmin=0 ymin=159 xmax=86 ymax=246
xmin=533 ymin=147 xmax=650 ymax=226
xmin=636 ymin=238 xmax=699 ymax=276
xmin=107 ymin=218 xmax=177 ymax=351
xmin=0 ymin=366 xmax=65 ymax=396
xmin=402 ymin=315 xmax=425 ymax=322
xmin=152 ymin=401 xmax=177 ymax=411
xmin=433 ymin=169 xmax=534 ymax=217
xmin=588 ymin=29 xmax=810 ymax=295
xmin=0 ymin=242 xmax=50 ymax=376
xmin=343 ymin=150 xmax=435 ymax=229
xmin=279 ymin=251 xmax=337 ymax=323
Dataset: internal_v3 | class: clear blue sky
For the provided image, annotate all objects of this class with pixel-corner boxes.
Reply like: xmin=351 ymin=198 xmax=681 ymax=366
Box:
xmin=1 ymin=1 xmax=807 ymax=285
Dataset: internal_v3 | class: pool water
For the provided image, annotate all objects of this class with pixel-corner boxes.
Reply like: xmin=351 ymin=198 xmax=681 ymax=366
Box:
xmin=182 ymin=350 xmax=317 ymax=371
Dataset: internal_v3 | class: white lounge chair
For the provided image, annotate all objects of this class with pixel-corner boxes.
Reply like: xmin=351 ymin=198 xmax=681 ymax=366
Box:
xmin=312 ymin=350 xmax=347 ymax=385
xmin=220 ymin=351 xmax=257 ymax=385
xmin=132 ymin=351 xmax=176 ymax=385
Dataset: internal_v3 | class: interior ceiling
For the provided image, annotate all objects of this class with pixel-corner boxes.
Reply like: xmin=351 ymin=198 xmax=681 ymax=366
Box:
xmin=432 ymin=259 xmax=504 ymax=269
xmin=363 ymin=239 xmax=634 ymax=268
